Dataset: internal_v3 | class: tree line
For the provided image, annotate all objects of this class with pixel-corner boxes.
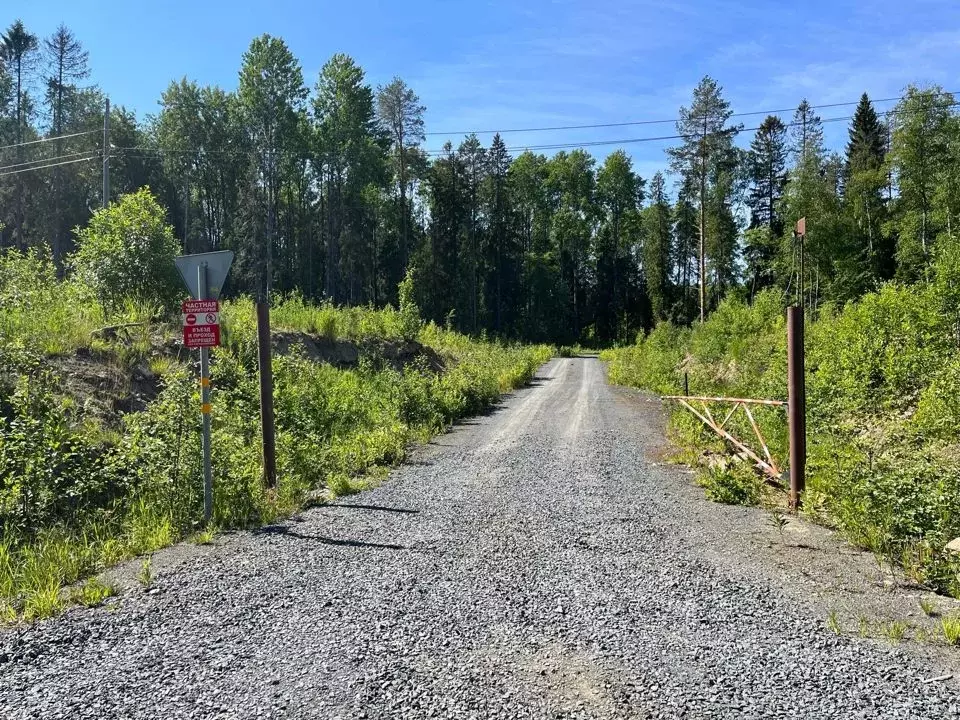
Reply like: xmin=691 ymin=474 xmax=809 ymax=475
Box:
xmin=2 ymin=18 xmax=958 ymax=343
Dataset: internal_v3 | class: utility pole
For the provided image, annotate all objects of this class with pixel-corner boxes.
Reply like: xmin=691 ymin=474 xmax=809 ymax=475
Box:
xmin=102 ymin=98 xmax=110 ymax=208
xmin=788 ymin=217 xmax=807 ymax=511
xmin=184 ymin=174 xmax=190 ymax=251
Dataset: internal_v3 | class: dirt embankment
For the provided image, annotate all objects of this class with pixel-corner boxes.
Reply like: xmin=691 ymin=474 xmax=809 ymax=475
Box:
xmin=49 ymin=331 xmax=445 ymax=427
xmin=271 ymin=332 xmax=445 ymax=373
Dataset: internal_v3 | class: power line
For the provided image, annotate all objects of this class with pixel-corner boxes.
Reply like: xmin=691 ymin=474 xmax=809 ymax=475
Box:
xmin=108 ymin=92 xmax=960 ymax=161
xmin=422 ymin=115 xmax=845 ymax=155
xmin=0 ymin=154 xmax=98 ymax=177
xmin=0 ymin=129 xmax=98 ymax=152
xmin=0 ymin=150 xmax=101 ymax=174
xmin=423 ymin=89 xmax=959 ymax=137
xmin=424 ymin=103 xmax=958 ymax=156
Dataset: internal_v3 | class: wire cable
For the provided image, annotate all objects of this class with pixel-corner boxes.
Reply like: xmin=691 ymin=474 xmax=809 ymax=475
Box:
xmin=0 ymin=154 xmax=98 ymax=177
xmin=0 ymin=130 xmax=99 ymax=152
xmin=423 ymin=90 xmax=958 ymax=136
xmin=111 ymin=92 xmax=960 ymax=160
xmin=0 ymin=150 xmax=101 ymax=173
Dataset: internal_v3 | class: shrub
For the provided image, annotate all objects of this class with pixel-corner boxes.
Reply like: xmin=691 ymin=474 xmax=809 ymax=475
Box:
xmin=0 ymin=267 xmax=552 ymax=620
xmin=70 ymin=188 xmax=182 ymax=313
xmin=603 ymin=282 xmax=960 ymax=596
xmin=0 ymin=249 xmax=106 ymax=353
xmin=698 ymin=464 xmax=764 ymax=506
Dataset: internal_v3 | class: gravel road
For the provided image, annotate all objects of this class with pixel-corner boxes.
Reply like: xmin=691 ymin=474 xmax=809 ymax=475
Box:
xmin=3 ymin=357 xmax=959 ymax=719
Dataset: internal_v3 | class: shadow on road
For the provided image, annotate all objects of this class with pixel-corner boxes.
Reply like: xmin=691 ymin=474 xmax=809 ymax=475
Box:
xmin=328 ymin=502 xmax=419 ymax=514
xmin=255 ymin=524 xmax=407 ymax=550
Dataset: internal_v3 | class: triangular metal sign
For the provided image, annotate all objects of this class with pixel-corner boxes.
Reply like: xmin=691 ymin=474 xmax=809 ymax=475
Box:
xmin=174 ymin=250 xmax=234 ymax=300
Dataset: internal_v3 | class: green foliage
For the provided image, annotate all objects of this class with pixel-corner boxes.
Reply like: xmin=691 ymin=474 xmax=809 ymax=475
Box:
xmin=879 ymin=619 xmax=908 ymax=644
xmin=605 ymin=283 xmax=960 ymax=597
xmin=137 ymin=557 xmax=152 ymax=588
xmin=698 ymin=464 xmax=764 ymax=506
xmin=397 ymin=267 xmax=422 ymax=341
xmin=768 ymin=509 xmax=788 ymax=543
xmin=919 ymin=597 xmax=937 ymax=617
xmin=70 ymin=577 xmax=115 ymax=607
xmin=942 ymin=614 xmax=960 ymax=645
xmin=0 ymin=249 xmax=106 ymax=353
xmin=0 ymin=343 xmax=124 ymax=535
xmin=0 ymin=258 xmax=550 ymax=621
xmin=70 ymin=188 xmax=182 ymax=312
xmin=606 ymin=321 xmax=691 ymax=394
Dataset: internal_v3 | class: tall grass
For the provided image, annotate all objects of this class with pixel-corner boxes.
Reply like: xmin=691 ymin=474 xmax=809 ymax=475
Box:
xmin=0 ymin=251 xmax=107 ymax=354
xmin=0 ymin=251 xmax=551 ymax=621
xmin=604 ymin=265 xmax=960 ymax=596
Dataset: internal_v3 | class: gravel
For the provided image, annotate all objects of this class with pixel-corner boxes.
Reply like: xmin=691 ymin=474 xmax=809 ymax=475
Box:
xmin=2 ymin=357 xmax=958 ymax=719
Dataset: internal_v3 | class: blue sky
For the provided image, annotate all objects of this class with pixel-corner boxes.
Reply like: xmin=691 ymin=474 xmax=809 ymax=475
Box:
xmin=16 ymin=0 xmax=960 ymax=182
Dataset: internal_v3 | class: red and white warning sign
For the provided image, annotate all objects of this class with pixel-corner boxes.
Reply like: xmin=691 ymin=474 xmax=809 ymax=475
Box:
xmin=182 ymin=300 xmax=221 ymax=348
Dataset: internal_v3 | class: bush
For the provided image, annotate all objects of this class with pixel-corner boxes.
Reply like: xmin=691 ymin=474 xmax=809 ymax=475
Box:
xmin=604 ymin=283 xmax=960 ymax=596
xmin=0 ymin=249 xmax=106 ymax=353
xmin=0 ymin=265 xmax=552 ymax=620
xmin=70 ymin=188 xmax=182 ymax=312
xmin=698 ymin=464 xmax=765 ymax=506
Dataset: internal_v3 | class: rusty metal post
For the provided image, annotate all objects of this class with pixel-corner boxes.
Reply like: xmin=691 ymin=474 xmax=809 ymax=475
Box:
xmin=787 ymin=306 xmax=806 ymax=510
xmin=256 ymin=301 xmax=277 ymax=488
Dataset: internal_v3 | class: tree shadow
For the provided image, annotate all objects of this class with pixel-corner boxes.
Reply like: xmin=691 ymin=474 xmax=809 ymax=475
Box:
xmin=255 ymin=524 xmax=407 ymax=550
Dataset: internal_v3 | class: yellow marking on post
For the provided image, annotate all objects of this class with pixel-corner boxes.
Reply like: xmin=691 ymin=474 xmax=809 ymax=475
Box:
xmin=200 ymin=377 xmax=211 ymax=388
xmin=201 ymin=403 xmax=212 ymax=414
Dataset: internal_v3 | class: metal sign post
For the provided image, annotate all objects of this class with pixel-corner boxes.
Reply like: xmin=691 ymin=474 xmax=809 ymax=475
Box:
xmin=174 ymin=250 xmax=234 ymax=526
xmin=198 ymin=263 xmax=213 ymax=523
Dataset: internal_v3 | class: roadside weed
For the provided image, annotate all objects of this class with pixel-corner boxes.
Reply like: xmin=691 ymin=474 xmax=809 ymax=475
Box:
xmin=23 ymin=580 xmax=65 ymax=621
xmin=879 ymin=620 xmax=908 ymax=643
xmin=697 ymin=464 xmax=764 ymax=506
xmin=0 ymin=602 xmax=15 ymax=624
xmin=148 ymin=355 xmax=181 ymax=377
xmin=137 ymin=557 xmax=153 ymax=588
xmin=919 ymin=597 xmax=938 ymax=617
xmin=768 ymin=509 xmax=788 ymax=544
xmin=858 ymin=616 xmax=870 ymax=637
xmin=70 ymin=578 xmax=116 ymax=607
xmin=942 ymin=615 xmax=960 ymax=645
xmin=826 ymin=609 xmax=841 ymax=635
xmin=191 ymin=526 xmax=217 ymax=545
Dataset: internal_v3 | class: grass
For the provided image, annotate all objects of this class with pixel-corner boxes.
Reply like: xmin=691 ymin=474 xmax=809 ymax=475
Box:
xmin=0 ymin=257 xmax=553 ymax=622
xmin=920 ymin=597 xmax=938 ymax=617
xmin=70 ymin=578 xmax=116 ymax=607
xmin=879 ymin=619 xmax=908 ymax=644
xmin=190 ymin=526 xmax=217 ymax=545
xmin=23 ymin=580 xmax=65 ymax=621
xmin=942 ymin=614 xmax=960 ymax=645
xmin=137 ymin=558 xmax=153 ymax=588
xmin=826 ymin=609 xmax=841 ymax=635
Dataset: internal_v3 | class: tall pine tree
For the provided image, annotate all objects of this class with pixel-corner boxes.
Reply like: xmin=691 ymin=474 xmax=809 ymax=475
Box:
xmin=668 ymin=76 xmax=741 ymax=321
xmin=845 ymin=93 xmax=891 ymax=282
xmin=745 ymin=115 xmax=787 ymax=296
